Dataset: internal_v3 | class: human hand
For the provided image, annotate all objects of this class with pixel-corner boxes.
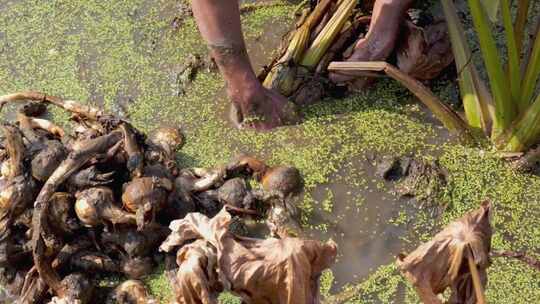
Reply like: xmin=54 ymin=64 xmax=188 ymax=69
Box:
xmin=229 ymin=82 xmax=299 ymax=131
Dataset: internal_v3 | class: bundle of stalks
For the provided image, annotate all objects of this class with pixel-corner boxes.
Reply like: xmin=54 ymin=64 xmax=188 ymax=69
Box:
xmin=261 ymin=0 xmax=454 ymax=106
xmin=262 ymin=0 xmax=358 ymax=100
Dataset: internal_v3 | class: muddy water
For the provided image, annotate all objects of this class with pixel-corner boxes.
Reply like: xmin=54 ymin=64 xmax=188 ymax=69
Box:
xmin=307 ymin=160 xmax=408 ymax=289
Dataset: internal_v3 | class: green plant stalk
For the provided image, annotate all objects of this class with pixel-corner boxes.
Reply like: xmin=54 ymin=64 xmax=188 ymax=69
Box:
xmin=480 ymin=0 xmax=500 ymax=22
xmin=469 ymin=0 xmax=515 ymax=139
xmin=327 ymin=61 xmax=473 ymax=140
xmin=500 ymin=93 xmax=540 ymax=152
xmin=501 ymin=0 xmax=522 ymax=112
xmin=514 ymin=0 xmax=531 ymax=55
xmin=300 ymin=0 xmax=356 ymax=69
xmin=441 ymin=0 xmax=492 ymax=134
xmin=521 ymin=26 xmax=540 ymax=107
xmin=521 ymin=15 xmax=540 ymax=76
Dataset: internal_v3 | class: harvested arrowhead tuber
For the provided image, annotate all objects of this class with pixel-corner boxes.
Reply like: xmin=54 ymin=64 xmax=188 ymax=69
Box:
xmin=226 ymin=154 xmax=268 ymax=179
xmin=120 ymin=256 xmax=154 ymax=279
xmin=47 ymin=192 xmax=79 ymax=235
xmin=17 ymin=112 xmax=67 ymax=183
xmin=67 ymin=166 xmax=114 ymax=190
xmin=122 ymin=177 xmax=173 ymax=230
xmin=147 ymin=126 xmax=184 ymax=158
xmin=261 ymin=166 xmax=302 ymax=197
xmin=75 ymin=187 xmax=136 ymax=228
xmin=70 ymin=251 xmax=119 ymax=273
xmin=217 ymin=177 xmax=250 ymax=208
xmin=194 ymin=190 xmax=222 ymax=217
xmin=48 ymin=273 xmax=94 ymax=304
xmin=120 ymin=123 xmax=144 ymax=178
xmin=101 ymin=224 xmax=169 ymax=258
xmin=145 ymin=126 xmax=184 ymax=175
xmin=0 ymin=124 xmax=38 ymax=240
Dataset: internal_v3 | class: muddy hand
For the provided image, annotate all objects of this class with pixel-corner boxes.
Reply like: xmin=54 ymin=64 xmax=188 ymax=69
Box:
xmin=229 ymin=84 xmax=299 ymax=130
xmin=192 ymin=0 xmax=299 ymax=131
xmin=329 ymin=0 xmax=413 ymax=87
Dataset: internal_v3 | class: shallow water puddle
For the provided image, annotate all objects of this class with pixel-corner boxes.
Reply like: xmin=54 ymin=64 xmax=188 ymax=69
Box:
xmin=305 ymin=158 xmax=408 ymax=289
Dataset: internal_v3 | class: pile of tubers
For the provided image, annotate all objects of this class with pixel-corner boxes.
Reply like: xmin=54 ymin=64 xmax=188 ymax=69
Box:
xmin=0 ymin=92 xmax=305 ymax=303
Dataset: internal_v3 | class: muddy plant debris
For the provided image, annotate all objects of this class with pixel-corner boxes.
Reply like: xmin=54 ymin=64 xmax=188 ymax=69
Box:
xmin=397 ymin=201 xmax=493 ymax=304
xmin=174 ymin=53 xmax=218 ymax=96
xmin=0 ymin=91 xmax=314 ymax=303
xmin=394 ymin=157 xmax=447 ymax=209
xmin=160 ymin=208 xmax=337 ymax=304
xmin=170 ymin=2 xmax=193 ymax=30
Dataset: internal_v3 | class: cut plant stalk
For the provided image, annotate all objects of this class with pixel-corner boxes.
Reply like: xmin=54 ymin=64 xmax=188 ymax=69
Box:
xmin=262 ymin=0 xmax=334 ymax=96
xmin=316 ymin=14 xmax=362 ymax=74
xmin=441 ymin=0 xmax=492 ymax=135
xmin=300 ymin=0 xmax=356 ymax=69
xmin=467 ymin=247 xmax=487 ymax=304
xmin=328 ymin=61 xmax=473 ymax=140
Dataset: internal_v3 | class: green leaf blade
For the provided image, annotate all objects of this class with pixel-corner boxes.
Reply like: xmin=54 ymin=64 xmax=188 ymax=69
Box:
xmin=500 ymin=93 xmax=540 ymax=152
xmin=468 ymin=0 xmax=515 ymax=139
xmin=441 ymin=0 xmax=492 ymax=135
xmin=501 ymin=0 xmax=522 ymax=112
xmin=521 ymin=28 xmax=540 ymax=107
xmin=514 ymin=0 xmax=531 ymax=55
xmin=480 ymin=0 xmax=500 ymax=22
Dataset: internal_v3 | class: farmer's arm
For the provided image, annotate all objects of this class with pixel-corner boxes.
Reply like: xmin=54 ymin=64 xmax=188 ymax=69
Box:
xmin=191 ymin=0 xmax=297 ymax=130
